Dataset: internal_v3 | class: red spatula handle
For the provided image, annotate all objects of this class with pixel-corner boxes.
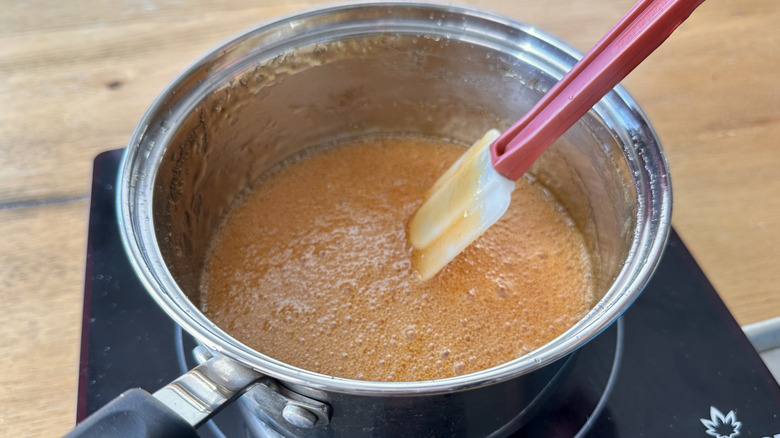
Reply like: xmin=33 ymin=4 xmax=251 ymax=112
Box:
xmin=490 ymin=0 xmax=705 ymax=180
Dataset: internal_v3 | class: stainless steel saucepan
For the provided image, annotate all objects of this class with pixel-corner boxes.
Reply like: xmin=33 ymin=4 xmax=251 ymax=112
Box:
xmin=66 ymin=3 xmax=671 ymax=437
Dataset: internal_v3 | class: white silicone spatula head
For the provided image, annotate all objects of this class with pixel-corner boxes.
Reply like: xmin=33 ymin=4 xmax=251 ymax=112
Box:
xmin=408 ymin=130 xmax=514 ymax=280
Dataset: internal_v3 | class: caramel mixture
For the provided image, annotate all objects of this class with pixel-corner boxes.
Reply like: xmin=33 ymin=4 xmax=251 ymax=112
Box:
xmin=200 ymin=136 xmax=594 ymax=381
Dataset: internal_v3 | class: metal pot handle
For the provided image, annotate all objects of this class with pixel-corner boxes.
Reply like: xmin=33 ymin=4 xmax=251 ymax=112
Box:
xmin=63 ymin=354 xmax=260 ymax=438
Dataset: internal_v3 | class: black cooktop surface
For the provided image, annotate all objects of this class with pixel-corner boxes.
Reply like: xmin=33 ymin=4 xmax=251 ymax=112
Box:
xmin=78 ymin=150 xmax=780 ymax=437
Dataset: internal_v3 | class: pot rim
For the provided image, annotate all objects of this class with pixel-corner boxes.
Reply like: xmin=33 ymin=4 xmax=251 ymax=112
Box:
xmin=117 ymin=1 xmax=672 ymax=396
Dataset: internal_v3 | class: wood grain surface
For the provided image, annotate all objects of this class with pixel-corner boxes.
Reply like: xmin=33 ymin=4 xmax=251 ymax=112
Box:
xmin=1 ymin=0 xmax=778 ymax=436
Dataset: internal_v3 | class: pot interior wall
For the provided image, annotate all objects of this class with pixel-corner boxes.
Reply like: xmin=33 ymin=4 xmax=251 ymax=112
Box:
xmin=152 ymin=31 xmax=636 ymax=310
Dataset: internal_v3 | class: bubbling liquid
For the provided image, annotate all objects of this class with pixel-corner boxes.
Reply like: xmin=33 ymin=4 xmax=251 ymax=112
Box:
xmin=200 ymin=136 xmax=594 ymax=381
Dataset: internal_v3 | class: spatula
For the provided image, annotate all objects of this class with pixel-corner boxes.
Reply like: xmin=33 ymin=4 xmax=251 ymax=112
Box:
xmin=409 ymin=0 xmax=705 ymax=280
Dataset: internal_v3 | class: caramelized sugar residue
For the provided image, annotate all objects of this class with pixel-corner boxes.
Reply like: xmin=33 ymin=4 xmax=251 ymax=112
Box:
xmin=200 ymin=136 xmax=594 ymax=381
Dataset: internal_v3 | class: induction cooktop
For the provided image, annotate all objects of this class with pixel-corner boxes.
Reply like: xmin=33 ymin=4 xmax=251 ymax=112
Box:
xmin=76 ymin=150 xmax=780 ymax=437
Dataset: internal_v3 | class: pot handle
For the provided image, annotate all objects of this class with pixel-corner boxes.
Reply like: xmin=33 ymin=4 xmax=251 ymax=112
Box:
xmin=63 ymin=354 xmax=261 ymax=438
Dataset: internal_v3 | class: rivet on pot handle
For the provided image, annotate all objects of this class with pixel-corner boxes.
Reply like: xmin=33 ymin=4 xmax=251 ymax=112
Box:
xmin=242 ymin=377 xmax=333 ymax=430
xmin=63 ymin=354 xmax=260 ymax=438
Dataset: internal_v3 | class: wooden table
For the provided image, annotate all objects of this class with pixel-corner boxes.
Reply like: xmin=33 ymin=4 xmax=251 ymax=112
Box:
xmin=1 ymin=0 xmax=777 ymax=435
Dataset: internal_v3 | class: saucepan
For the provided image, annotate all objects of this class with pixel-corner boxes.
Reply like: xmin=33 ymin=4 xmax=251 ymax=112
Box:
xmin=66 ymin=2 xmax=671 ymax=437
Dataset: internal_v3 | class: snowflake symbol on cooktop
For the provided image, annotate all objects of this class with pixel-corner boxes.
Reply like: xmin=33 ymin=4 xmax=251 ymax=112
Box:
xmin=700 ymin=406 xmax=742 ymax=438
